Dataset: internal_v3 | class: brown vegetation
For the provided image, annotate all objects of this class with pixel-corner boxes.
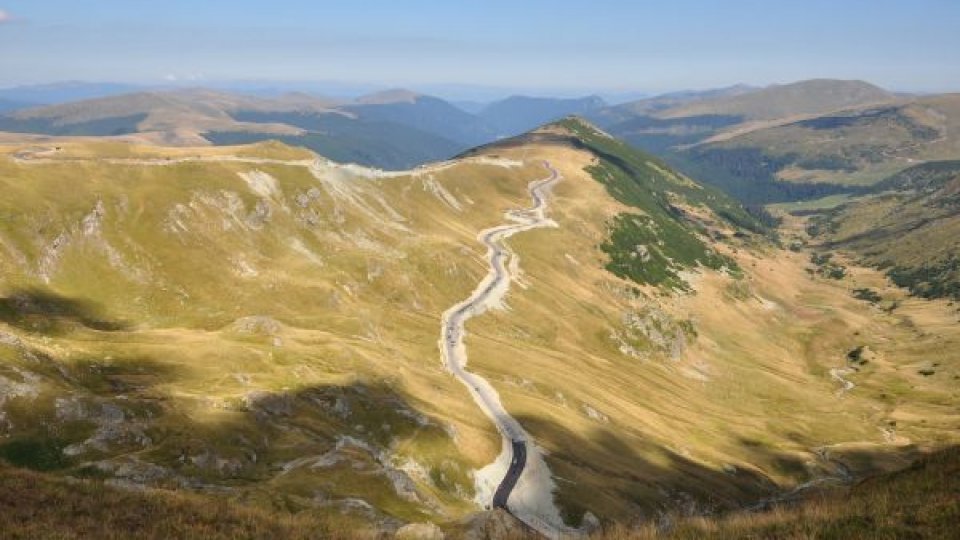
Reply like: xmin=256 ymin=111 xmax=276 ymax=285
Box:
xmin=0 ymin=462 xmax=360 ymax=540
xmin=595 ymin=446 xmax=960 ymax=539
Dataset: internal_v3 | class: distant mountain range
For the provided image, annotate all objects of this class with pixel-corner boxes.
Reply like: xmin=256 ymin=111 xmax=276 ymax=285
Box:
xmin=477 ymin=95 xmax=606 ymax=137
xmin=0 ymin=98 xmax=35 ymax=113
xmin=0 ymin=81 xmax=145 ymax=105
xmin=2 ymin=88 xmax=960 ymax=537
xmin=2 ymin=79 xmax=958 ymax=194
xmin=579 ymin=79 xmax=960 ymax=205
xmin=0 ymin=85 xmax=611 ymax=169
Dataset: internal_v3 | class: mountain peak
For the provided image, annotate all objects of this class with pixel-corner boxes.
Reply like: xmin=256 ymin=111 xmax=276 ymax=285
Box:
xmin=548 ymin=115 xmax=612 ymax=138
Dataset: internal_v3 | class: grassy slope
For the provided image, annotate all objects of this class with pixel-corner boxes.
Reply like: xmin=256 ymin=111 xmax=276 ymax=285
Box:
xmin=5 ymin=446 xmax=957 ymax=539
xmin=0 ymin=140 xmax=537 ymax=526
xmin=506 ymin=118 xmax=762 ymax=290
xmin=0 ymin=133 xmax=958 ymax=532
xmin=669 ymin=94 xmax=960 ymax=204
xmin=0 ymin=462 xmax=359 ymax=540
xmin=561 ymin=118 xmax=764 ymax=289
xmin=804 ymin=161 xmax=960 ymax=299
xmin=598 ymin=446 xmax=960 ymax=539
xmin=210 ymin=110 xmax=464 ymax=169
xmin=452 ymin=123 xmax=960 ymax=525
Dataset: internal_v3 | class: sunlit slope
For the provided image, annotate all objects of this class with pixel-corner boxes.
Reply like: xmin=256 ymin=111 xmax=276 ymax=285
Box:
xmin=0 ymin=123 xmax=957 ymax=531
xmin=673 ymin=94 xmax=960 ymax=204
xmin=453 ymin=120 xmax=960 ymax=523
xmin=807 ymin=160 xmax=960 ymax=299
xmin=0 ymin=139 xmax=553 ymax=526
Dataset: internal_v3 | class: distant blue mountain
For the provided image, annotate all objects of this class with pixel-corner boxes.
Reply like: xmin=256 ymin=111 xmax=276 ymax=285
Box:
xmin=478 ymin=95 xmax=607 ymax=137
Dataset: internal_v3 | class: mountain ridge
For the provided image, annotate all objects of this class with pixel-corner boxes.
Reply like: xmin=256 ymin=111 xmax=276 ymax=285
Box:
xmin=1 ymin=119 xmax=958 ymax=532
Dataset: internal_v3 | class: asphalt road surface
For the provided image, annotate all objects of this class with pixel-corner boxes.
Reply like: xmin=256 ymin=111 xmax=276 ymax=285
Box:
xmin=439 ymin=161 xmax=560 ymax=517
xmin=492 ymin=440 xmax=528 ymax=509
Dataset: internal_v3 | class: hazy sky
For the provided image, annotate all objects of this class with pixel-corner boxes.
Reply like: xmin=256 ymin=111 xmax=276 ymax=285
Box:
xmin=2 ymin=0 xmax=959 ymax=95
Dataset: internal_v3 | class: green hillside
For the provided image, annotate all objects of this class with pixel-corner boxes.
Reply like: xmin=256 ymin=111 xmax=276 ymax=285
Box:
xmin=807 ymin=160 xmax=960 ymax=299
xmin=556 ymin=118 xmax=763 ymax=289
xmin=209 ymin=110 xmax=464 ymax=170
xmin=582 ymin=82 xmax=960 ymax=206
xmin=671 ymin=94 xmax=960 ymax=204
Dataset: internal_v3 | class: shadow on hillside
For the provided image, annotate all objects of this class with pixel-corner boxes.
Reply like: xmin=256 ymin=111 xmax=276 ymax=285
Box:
xmin=513 ymin=413 xmax=928 ymax=528
xmin=114 ymin=380 xmax=458 ymax=525
xmin=0 ymin=337 xmax=939 ymax=530
xmin=0 ymin=288 xmax=130 ymax=334
xmin=514 ymin=414 xmax=775 ymax=527
xmin=67 ymin=356 xmax=181 ymax=396
xmin=0 ymin=352 xmax=182 ymax=470
xmin=0 ymin=365 xmax=457 ymax=525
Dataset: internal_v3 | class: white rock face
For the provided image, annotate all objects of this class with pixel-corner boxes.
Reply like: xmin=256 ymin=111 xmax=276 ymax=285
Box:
xmin=238 ymin=170 xmax=281 ymax=199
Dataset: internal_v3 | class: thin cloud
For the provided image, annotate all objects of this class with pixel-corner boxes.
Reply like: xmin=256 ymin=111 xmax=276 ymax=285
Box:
xmin=0 ymin=10 xmax=12 ymax=23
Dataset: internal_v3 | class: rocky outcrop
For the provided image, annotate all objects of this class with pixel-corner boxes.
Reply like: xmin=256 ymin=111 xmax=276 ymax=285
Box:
xmin=396 ymin=522 xmax=445 ymax=540
xmin=456 ymin=509 xmax=528 ymax=540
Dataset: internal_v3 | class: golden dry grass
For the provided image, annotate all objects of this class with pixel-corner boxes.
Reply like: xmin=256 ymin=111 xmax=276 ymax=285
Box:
xmin=0 ymin=134 xmax=957 ymax=530
xmin=593 ymin=445 xmax=960 ymax=539
xmin=0 ymin=462 xmax=365 ymax=540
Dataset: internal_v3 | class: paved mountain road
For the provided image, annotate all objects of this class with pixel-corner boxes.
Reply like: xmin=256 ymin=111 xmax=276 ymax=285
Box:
xmin=492 ymin=440 xmax=528 ymax=509
xmin=439 ymin=161 xmax=563 ymax=537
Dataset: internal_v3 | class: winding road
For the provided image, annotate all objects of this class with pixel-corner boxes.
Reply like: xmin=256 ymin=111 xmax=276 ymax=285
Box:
xmin=439 ymin=161 xmax=563 ymax=537
xmin=18 ymin=145 xmax=567 ymax=533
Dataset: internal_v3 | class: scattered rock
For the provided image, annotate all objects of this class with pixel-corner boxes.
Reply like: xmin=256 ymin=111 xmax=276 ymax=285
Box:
xmin=243 ymin=390 xmax=294 ymax=417
xmin=95 ymin=456 xmax=172 ymax=485
xmin=583 ymin=404 xmax=609 ymax=423
xmin=246 ymin=199 xmax=272 ymax=228
xmin=396 ymin=522 xmax=444 ymax=540
xmin=581 ymin=512 xmax=601 ymax=534
xmin=81 ymin=200 xmax=106 ymax=237
xmin=238 ymin=170 xmax=281 ymax=199
xmin=631 ymin=244 xmax=651 ymax=262
xmin=385 ymin=468 xmax=422 ymax=503
xmin=617 ymin=306 xmax=694 ymax=360
xmin=189 ymin=449 xmax=245 ymax=476
xmin=846 ymin=345 xmax=877 ymax=366
xmin=56 ymin=398 xmax=152 ymax=455
xmin=457 ymin=509 xmax=527 ymax=540
xmin=0 ymin=331 xmax=24 ymax=349
xmin=0 ymin=371 xmax=41 ymax=429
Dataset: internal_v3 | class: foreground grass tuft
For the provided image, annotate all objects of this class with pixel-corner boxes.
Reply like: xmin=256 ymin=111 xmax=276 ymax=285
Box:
xmin=0 ymin=462 xmax=354 ymax=540
xmin=593 ymin=446 xmax=960 ymax=539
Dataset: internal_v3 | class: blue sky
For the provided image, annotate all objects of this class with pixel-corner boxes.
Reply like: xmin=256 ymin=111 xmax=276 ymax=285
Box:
xmin=1 ymin=0 xmax=958 ymax=96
